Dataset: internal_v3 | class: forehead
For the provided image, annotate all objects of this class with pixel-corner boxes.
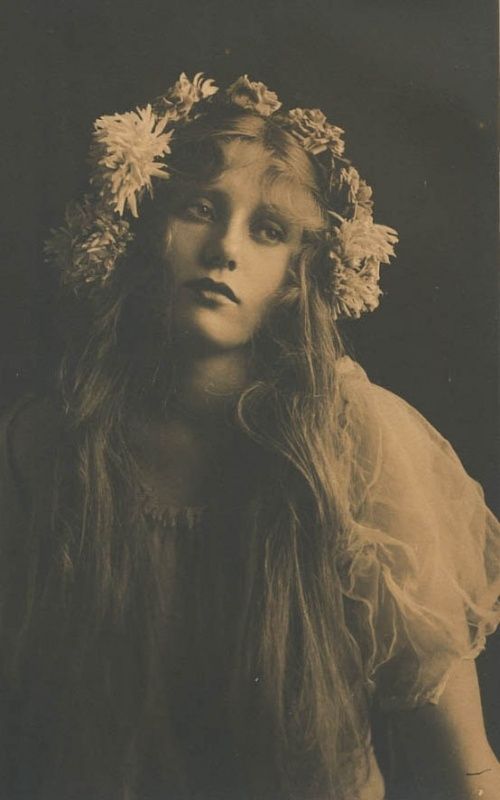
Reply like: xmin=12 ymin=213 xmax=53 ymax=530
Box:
xmin=208 ymin=139 xmax=325 ymax=230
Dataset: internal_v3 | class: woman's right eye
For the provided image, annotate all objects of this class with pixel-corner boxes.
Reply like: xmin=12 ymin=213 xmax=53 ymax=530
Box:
xmin=182 ymin=199 xmax=215 ymax=221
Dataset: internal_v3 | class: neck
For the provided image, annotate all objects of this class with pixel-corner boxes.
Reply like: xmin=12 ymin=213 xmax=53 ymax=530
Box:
xmin=172 ymin=347 xmax=251 ymax=419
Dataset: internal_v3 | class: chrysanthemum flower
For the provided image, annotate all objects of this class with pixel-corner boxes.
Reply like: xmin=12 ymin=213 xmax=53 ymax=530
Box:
xmin=288 ymin=108 xmax=345 ymax=157
xmin=326 ymin=219 xmax=398 ymax=317
xmin=166 ymin=72 xmax=219 ymax=119
xmin=332 ymin=218 xmax=398 ymax=268
xmin=329 ymin=256 xmax=382 ymax=319
xmin=328 ymin=166 xmax=374 ymax=221
xmin=45 ymin=197 xmax=133 ymax=287
xmin=49 ymin=71 xmax=398 ymax=312
xmin=92 ymin=105 xmax=174 ymax=217
xmin=226 ymin=75 xmax=282 ymax=116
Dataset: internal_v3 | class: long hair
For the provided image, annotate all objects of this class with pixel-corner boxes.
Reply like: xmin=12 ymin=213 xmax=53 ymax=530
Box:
xmin=10 ymin=108 xmax=370 ymax=799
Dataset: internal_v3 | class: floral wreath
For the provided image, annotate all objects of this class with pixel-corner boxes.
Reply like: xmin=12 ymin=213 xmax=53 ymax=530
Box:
xmin=45 ymin=72 xmax=398 ymax=319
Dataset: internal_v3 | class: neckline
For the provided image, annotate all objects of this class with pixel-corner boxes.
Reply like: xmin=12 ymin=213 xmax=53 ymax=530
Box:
xmin=138 ymin=481 xmax=207 ymax=530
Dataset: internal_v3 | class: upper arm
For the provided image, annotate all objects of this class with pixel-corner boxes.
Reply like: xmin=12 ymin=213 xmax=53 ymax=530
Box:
xmin=338 ymin=365 xmax=500 ymax=795
xmin=387 ymin=659 xmax=500 ymax=800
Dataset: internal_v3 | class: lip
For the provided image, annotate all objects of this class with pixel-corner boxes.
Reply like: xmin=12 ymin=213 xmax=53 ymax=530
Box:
xmin=184 ymin=277 xmax=240 ymax=304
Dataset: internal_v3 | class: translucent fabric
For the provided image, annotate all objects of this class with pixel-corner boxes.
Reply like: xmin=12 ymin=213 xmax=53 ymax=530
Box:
xmin=336 ymin=357 xmax=500 ymax=711
xmin=1 ymin=370 xmax=499 ymax=799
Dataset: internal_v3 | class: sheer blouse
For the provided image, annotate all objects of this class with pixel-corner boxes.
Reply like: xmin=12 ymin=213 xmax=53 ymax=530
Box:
xmin=0 ymin=357 xmax=498 ymax=799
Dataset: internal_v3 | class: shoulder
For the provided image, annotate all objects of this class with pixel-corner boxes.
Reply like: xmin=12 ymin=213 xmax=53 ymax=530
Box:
xmin=336 ymin=356 xmax=478 ymax=492
xmin=336 ymin=358 xmax=500 ymax=711
xmin=336 ymin=356 xmax=496 ymax=565
xmin=337 ymin=355 xmax=446 ymax=439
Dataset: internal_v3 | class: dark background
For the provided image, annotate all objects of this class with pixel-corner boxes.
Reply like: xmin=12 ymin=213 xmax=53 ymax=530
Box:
xmin=1 ymin=0 xmax=499 ymax=757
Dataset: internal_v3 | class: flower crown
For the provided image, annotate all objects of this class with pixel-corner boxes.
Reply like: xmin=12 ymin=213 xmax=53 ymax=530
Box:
xmin=45 ymin=72 xmax=398 ymax=319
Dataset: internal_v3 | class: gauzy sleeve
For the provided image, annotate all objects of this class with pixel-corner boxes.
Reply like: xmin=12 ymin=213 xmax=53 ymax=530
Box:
xmin=336 ymin=359 xmax=500 ymax=711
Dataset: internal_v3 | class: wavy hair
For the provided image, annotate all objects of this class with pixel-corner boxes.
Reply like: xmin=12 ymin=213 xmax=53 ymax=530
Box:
xmin=14 ymin=108 xmax=370 ymax=799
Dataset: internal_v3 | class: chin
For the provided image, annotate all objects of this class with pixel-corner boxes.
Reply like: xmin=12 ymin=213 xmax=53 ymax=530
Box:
xmin=175 ymin=314 xmax=250 ymax=353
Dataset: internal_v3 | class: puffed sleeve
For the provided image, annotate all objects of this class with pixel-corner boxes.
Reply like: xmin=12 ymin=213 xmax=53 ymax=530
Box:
xmin=336 ymin=358 xmax=500 ymax=711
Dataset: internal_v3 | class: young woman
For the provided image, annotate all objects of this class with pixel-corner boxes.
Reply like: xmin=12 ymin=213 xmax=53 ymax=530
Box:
xmin=1 ymin=72 xmax=499 ymax=800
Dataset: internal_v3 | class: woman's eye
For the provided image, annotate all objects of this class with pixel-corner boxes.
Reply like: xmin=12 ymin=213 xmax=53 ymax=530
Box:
xmin=183 ymin=200 xmax=215 ymax=221
xmin=255 ymin=222 xmax=286 ymax=244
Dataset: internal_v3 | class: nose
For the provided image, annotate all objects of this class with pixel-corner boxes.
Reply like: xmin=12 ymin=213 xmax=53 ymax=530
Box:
xmin=201 ymin=219 xmax=242 ymax=273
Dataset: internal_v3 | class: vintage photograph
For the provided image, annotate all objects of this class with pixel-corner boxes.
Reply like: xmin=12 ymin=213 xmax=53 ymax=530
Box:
xmin=1 ymin=2 xmax=499 ymax=798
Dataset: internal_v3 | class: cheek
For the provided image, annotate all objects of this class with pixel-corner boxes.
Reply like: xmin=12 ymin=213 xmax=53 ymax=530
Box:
xmin=162 ymin=221 xmax=200 ymax=276
xmin=260 ymin=251 xmax=295 ymax=292
xmin=244 ymin=254 xmax=292 ymax=313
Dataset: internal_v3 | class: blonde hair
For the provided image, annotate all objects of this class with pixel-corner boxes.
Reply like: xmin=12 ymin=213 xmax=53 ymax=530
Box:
xmin=12 ymin=105 xmax=370 ymax=799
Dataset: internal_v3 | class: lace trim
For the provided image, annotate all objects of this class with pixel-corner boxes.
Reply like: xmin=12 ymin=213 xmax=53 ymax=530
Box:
xmin=138 ymin=482 xmax=207 ymax=531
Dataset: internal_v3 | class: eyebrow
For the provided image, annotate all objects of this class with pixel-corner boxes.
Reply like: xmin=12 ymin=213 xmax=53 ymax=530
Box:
xmin=174 ymin=178 xmax=325 ymax=234
xmin=184 ymin=186 xmax=306 ymax=227
xmin=254 ymin=202 xmax=298 ymax=226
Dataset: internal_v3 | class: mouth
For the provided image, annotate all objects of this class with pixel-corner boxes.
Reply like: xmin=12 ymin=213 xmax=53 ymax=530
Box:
xmin=184 ymin=277 xmax=240 ymax=304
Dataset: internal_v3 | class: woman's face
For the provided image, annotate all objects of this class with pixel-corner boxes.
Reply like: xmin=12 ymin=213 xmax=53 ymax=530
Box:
xmin=161 ymin=139 xmax=321 ymax=352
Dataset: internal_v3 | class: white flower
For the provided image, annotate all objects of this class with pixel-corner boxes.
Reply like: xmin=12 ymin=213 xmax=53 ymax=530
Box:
xmin=329 ymin=256 xmax=382 ymax=319
xmin=328 ymin=165 xmax=374 ymax=222
xmin=49 ymin=73 xmax=400 ymax=310
xmin=331 ymin=218 xmax=398 ymax=268
xmin=352 ymin=180 xmax=373 ymax=220
xmin=92 ymin=105 xmax=174 ymax=217
xmin=288 ymin=108 xmax=345 ymax=157
xmin=226 ymin=75 xmax=282 ymax=116
xmin=327 ymin=219 xmax=398 ymax=318
xmin=166 ymin=71 xmax=219 ymax=118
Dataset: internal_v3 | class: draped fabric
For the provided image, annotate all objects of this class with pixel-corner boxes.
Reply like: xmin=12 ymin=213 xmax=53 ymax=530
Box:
xmin=336 ymin=358 xmax=500 ymax=710
xmin=0 ymin=362 xmax=499 ymax=798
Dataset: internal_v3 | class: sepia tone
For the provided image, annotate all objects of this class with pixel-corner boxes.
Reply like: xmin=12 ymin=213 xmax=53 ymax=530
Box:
xmin=0 ymin=1 xmax=498 ymax=798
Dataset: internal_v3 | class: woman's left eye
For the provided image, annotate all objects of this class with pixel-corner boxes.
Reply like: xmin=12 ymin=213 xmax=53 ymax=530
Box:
xmin=255 ymin=222 xmax=286 ymax=244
